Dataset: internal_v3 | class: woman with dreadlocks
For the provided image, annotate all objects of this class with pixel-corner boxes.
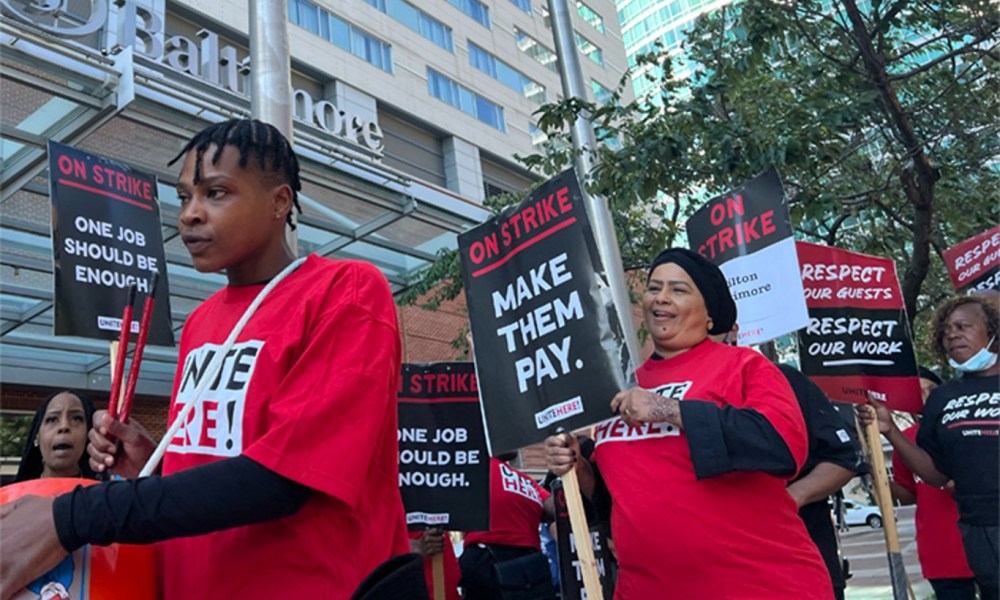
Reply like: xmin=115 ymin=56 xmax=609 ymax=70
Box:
xmin=0 ymin=119 xmax=411 ymax=599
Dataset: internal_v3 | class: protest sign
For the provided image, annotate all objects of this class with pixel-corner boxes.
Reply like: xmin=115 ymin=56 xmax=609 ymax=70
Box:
xmin=48 ymin=141 xmax=174 ymax=346
xmin=553 ymin=480 xmax=617 ymax=600
xmin=459 ymin=170 xmax=629 ymax=455
xmin=685 ymin=168 xmax=808 ymax=346
xmin=943 ymin=225 xmax=1000 ymax=295
xmin=398 ymin=362 xmax=490 ymax=531
xmin=796 ymin=241 xmax=921 ymax=413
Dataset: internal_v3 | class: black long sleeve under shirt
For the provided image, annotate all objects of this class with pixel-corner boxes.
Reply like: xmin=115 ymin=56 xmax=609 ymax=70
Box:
xmin=647 ymin=352 xmax=797 ymax=480
xmin=52 ymin=455 xmax=310 ymax=551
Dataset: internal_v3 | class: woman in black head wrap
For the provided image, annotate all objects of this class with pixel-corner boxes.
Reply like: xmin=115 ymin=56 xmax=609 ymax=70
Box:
xmin=14 ymin=390 xmax=98 ymax=483
xmin=545 ymin=248 xmax=833 ymax=599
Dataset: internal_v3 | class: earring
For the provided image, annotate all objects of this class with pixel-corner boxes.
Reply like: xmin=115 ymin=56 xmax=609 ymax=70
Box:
xmin=33 ymin=437 xmax=39 ymax=447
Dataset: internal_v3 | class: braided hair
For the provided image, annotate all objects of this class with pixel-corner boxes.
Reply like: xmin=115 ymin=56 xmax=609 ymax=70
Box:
xmin=169 ymin=119 xmax=303 ymax=229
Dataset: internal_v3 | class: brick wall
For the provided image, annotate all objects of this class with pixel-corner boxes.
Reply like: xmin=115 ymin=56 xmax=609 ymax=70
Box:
xmin=1 ymin=384 xmax=169 ymax=441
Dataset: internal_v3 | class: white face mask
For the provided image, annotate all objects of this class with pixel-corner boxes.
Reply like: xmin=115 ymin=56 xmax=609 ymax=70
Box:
xmin=948 ymin=337 xmax=998 ymax=373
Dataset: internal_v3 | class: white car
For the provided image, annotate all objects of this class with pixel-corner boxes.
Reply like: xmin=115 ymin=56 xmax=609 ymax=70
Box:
xmin=843 ymin=500 xmax=893 ymax=528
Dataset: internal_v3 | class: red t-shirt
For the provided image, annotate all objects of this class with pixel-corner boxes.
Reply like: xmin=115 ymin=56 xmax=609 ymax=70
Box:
xmin=893 ymin=425 xmax=974 ymax=580
xmin=159 ymin=255 xmax=409 ymax=599
xmin=464 ymin=458 xmax=550 ymax=549
xmin=409 ymin=531 xmax=461 ymax=600
xmin=591 ymin=341 xmax=832 ymax=599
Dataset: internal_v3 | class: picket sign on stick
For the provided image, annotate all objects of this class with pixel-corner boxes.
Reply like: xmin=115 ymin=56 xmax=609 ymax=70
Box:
xmin=562 ymin=468 xmax=603 ymax=600
xmin=431 ymin=554 xmax=445 ymax=600
xmin=863 ymin=418 xmax=912 ymax=600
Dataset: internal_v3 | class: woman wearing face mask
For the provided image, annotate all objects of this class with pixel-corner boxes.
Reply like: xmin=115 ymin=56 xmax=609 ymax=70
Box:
xmin=861 ymin=294 xmax=999 ymax=598
xmin=13 ymin=390 xmax=98 ymax=483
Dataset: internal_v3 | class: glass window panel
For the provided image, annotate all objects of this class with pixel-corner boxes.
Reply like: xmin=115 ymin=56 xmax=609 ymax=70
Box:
xmin=296 ymin=0 xmax=320 ymax=34
xmin=576 ymin=0 xmax=604 ymax=32
xmin=328 ymin=14 xmax=351 ymax=50
xmin=509 ymin=0 xmax=531 ymax=14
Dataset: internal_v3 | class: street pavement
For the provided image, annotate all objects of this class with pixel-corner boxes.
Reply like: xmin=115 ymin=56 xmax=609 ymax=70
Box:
xmin=842 ymin=505 xmax=934 ymax=600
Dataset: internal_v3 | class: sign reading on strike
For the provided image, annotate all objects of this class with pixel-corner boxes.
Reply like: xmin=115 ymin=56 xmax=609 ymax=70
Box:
xmin=685 ymin=168 xmax=809 ymax=346
xmin=397 ymin=362 xmax=490 ymax=532
xmin=48 ymin=141 xmax=174 ymax=346
xmin=796 ymin=241 xmax=921 ymax=413
xmin=459 ymin=169 xmax=629 ymax=455
xmin=943 ymin=225 xmax=1000 ymax=295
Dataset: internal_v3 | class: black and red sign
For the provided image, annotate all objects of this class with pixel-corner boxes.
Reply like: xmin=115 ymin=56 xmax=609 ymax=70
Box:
xmin=48 ymin=141 xmax=174 ymax=346
xmin=796 ymin=241 xmax=921 ymax=413
xmin=943 ymin=225 xmax=1000 ymax=295
xmin=459 ymin=169 xmax=629 ymax=455
xmin=685 ymin=169 xmax=808 ymax=346
xmin=398 ymin=362 xmax=490 ymax=532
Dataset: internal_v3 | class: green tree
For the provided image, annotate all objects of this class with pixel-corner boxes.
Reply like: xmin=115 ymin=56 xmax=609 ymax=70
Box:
xmin=403 ymin=0 xmax=1000 ymax=356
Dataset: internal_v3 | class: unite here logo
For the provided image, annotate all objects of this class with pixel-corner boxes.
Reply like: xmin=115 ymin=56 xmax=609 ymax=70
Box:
xmin=168 ymin=341 xmax=263 ymax=457
xmin=499 ymin=463 xmax=543 ymax=506
xmin=594 ymin=381 xmax=692 ymax=446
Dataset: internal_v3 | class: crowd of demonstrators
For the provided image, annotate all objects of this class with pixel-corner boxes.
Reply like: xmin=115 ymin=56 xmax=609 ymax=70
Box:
xmin=862 ymin=293 xmax=1000 ymax=599
xmin=13 ymin=390 xmax=98 ymax=484
xmin=0 ymin=119 xmax=411 ymax=600
xmin=1 ymin=117 xmax=996 ymax=600
xmin=458 ymin=454 xmax=556 ymax=600
xmin=890 ymin=367 xmax=979 ymax=600
xmin=545 ymin=248 xmax=832 ymax=599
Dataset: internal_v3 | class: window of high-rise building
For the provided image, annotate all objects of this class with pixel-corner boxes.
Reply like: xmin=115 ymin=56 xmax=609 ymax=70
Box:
xmin=427 ymin=69 xmax=506 ymax=131
xmin=447 ymin=0 xmax=491 ymax=28
xmin=509 ymin=0 xmax=532 ymax=14
xmin=591 ymin=80 xmax=612 ymax=103
xmin=469 ymin=43 xmax=547 ymax=104
xmin=514 ymin=27 xmax=559 ymax=73
xmin=537 ymin=7 xmax=604 ymax=65
xmin=289 ymin=0 xmax=393 ymax=72
xmin=574 ymin=32 xmax=603 ymax=65
xmin=529 ymin=123 xmax=548 ymax=148
xmin=364 ymin=0 xmax=454 ymax=51
xmin=576 ymin=1 xmax=605 ymax=32
xmin=539 ymin=2 xmax=605 ymax=33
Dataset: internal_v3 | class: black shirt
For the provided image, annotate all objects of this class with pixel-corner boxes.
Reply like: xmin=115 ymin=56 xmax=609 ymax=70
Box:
xmin=917 ymin=373 xmax=1000 ymax=526
xmin=780 ymin=364 xmax=865 ymax=590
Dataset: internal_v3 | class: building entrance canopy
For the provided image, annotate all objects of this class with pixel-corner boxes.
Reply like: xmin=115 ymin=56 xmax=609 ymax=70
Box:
xmin=0 ymin=17 xmax=488 ymax=397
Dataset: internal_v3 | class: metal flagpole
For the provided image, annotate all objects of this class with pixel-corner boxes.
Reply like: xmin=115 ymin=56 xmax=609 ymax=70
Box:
xmin=249 ymin=0 xmax=298 ymax=255
xmin=547 ymin=2 xmax=641 ymax=598
xmin=547 ymin=0 xmax=640 ymax=370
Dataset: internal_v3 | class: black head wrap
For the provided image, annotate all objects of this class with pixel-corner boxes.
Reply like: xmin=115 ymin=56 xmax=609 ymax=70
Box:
xmin=14 ymin=390 xmax=98 ymax=483
xmin=647 ymin=248 xmax=738 ymax=336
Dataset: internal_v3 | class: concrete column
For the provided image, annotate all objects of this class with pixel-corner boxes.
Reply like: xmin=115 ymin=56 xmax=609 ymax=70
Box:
xmin=443 ymin=136 xmax=484 ymax=203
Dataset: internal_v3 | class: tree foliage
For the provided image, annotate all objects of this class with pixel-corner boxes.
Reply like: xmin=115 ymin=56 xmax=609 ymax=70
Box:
xmin=402 ymin=0 xmax=1000 ymax=359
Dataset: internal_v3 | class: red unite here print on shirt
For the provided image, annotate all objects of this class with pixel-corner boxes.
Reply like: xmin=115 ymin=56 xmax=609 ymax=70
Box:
xmin=499 ymin=463 xmax=542 ymax=506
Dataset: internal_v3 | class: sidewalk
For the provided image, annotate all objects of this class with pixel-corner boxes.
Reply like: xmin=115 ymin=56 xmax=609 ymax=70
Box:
xmin=842 ymin=506 xmax=933 ymax=600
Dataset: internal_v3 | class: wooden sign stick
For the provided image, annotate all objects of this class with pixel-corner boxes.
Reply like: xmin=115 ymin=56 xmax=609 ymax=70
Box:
xmin=863 ymin=418 xmax=911 ymax=600
xmin=431 ymin=553 xmax=445 ymax=600
xmin=562 ymin=469 xmax=603 ymax=600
